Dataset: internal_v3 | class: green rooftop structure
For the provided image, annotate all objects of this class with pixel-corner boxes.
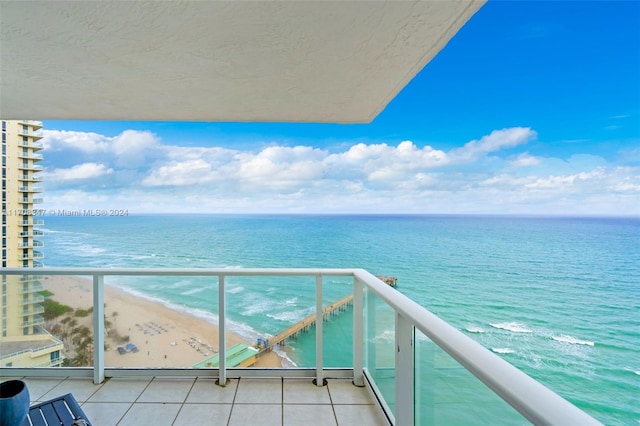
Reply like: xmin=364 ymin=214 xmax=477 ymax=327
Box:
xmin=193 ymin=344 xmax=258 ymax=369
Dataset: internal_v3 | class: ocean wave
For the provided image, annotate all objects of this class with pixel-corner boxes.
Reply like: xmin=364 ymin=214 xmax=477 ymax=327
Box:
xmin=285 ymin=297 xmax=298 ymax=306
xmin=492 ymin=348 xmax=515 ymax=354
xmin=226 ymin=286 xmax=244 ymax=294
xmin=552 ymin=335 xmax=595 ymax=346
xmin=490 ymin=322 xmax=533 ymax=333
xmin=371 ymin=330 xmax=395 ymax=343
xmin=272 ymin=348 xmax=297 ymax=368
xmin=180 ymin=287 xmax=206 ymax=296
xmin=266 ymin=307 xmax=312 ymax=322
xmin=466 ymin=326 xmax=486 ymax=333
xmin=72 ymin=244 xmax=106 ymax=256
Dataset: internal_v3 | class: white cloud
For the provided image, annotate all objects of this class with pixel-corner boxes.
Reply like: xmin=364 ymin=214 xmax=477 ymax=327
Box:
xmin=450 ymin=127 xmax=536 ymax=162
xmin=141 ymin=159 xmax=217 ymax=186
xmin=509 ymin=152 xmax=541 ymax=167
xmin=38 ymin=126 xmax=640 ymax=215
xmin=45 ymin=163 xmax=113 ymax=181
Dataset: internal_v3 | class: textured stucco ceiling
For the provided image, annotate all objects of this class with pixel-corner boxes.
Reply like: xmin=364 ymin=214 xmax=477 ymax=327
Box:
xmin=0 ymin=1 xmax=484 ymax=123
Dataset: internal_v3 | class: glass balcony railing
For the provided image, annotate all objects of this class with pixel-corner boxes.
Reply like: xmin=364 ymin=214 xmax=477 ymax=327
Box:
xmin=18 ymin=120 xmax=43 ymax=130
xmin=18 ymin=152 xmax=44 ymax=161
xmin=18 ymin=186 xmax=44 ymax=192
xmin=18 ymin=175 xmax=43 ymax=182
xmin=18 ymin=140 xmax=44 ymax=150
xmin=19 ymin=230 xmax=44 ymax=237
xmin=0 ymin=268 xmax=600 ymax=425
xmin=19 ymin=219 xmax=45 ymax=226
xmin=18 ymin=241 xmax=44 ymax=248
xmin=17 ymin=164 xmax=44 ymax=171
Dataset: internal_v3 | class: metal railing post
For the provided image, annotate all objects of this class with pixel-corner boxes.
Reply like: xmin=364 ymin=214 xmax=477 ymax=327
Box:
xmin=217 ymin=275 xmax=227 ymax=386
xmin=395 ymin=312 xmax=414 ymax=426
xmin=92 ymin=274 xmax=105 ymax=384
xmin=353 ymin=277 xmax=364 ymax=386
xmin=315 ymin=274 xmax=324 ymax=386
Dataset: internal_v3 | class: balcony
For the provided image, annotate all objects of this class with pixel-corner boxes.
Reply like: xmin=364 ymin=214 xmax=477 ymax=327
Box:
xmin=18 ymin=186 xmax=44 ymax=193
xmin=21 ymin=305 xmax=45 ymax=316
xmin=17 ymin=163 xmax=44 ymax=171
xmin=21 ymin=315 xmax=45 ymax=327
xmin=0 ymin=268 xmax=599 ymax=425
xmin=20 ymin=197 xmax=44 ymax=204
xmin=18 ymin=294 xmax=45 ymax=305
xmin=18 ymin=175 xmax=43 ymax=182
xmin=18 ymin=140 xmax=44 ymax=150
xmin=17 ymin=251 xmax=44 ymax=260
xmin=17 ymin=129 xmax=44 ymax=140
xmin=19 ymin=282 xmax=44 ymax=294
xmin=18 ymin=241 xmax=45 ymax=248
xmin=18 ymin=152 xmax=44 ymax=161
xmin=20 ymin=274 xmax=44 ymax=282
xmin=19 ymin=230 xmax=44 ymax=237
xmin=18 ymin=120 xmax=43 ymax=130
xmin=19 ymin=219 xmax=45 ymax=226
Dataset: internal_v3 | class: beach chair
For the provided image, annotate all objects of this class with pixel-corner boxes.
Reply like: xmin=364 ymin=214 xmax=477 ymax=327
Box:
xmin=22 ymin=393 xmax=91 ymax=426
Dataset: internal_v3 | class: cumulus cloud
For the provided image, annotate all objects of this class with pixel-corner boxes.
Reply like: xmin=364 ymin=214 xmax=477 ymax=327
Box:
xmin=38 ymin=126 xmax=639 ymax=215
xmin=45 ymin=163 xmax=113 ymax=181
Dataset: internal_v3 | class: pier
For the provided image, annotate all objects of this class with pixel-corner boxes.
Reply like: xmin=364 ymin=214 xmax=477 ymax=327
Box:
xmin=257 ymin=294 xmax=355 ymax=352
xmin=255 ymin=275 xmax=397 ymax=354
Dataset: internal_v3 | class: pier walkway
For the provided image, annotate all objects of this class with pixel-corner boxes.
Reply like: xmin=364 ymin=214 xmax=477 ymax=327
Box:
xmin=257 ymin=293 xmax=354 ymax=352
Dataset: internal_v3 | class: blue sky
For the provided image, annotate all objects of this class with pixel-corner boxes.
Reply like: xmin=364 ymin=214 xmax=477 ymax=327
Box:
xmin=41 ymin=1 xmax=639 ymax=215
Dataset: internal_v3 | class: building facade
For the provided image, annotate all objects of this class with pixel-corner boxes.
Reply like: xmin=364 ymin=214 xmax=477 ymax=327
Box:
xmin=1 ymin=119 xmax=63 ymax=367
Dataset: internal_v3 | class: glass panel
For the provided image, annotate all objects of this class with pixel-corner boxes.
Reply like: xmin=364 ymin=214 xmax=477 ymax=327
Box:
xmin=103 ymin=275 xmax=219 ymax=368
xmin=322 ymin=277 xmax=354 ymax=368
xmin=0 ymin=274 xmax=81 ymax=368
xmin=226 ymin=275 xmax=316 ymax=368
xmin=415 ymin=330 xmax=528 ymax=425
xmin=363 ymin=287 xmax=396 ymax=418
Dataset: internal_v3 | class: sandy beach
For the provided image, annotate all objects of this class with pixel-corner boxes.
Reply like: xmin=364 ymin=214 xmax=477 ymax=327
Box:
xmin=42 ymin=276 xmax=283 ymax=368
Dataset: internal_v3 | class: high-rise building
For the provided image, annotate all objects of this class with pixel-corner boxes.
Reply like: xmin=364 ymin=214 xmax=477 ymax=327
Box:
xmin=1 ymin=119 xmax=63 ymax=367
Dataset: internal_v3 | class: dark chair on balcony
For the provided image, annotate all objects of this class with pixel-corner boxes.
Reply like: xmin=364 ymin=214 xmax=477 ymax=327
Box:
xmin=22 ymin=393 xmax=91 ymax=426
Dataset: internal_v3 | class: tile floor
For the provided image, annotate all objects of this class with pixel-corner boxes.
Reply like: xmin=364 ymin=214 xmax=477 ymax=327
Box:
xmin=10 ymin=376 xmax=388 ymax=425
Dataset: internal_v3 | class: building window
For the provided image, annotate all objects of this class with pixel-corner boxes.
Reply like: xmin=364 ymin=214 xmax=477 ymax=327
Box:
xmin=51 ymin=350 xmax=60 ymax=362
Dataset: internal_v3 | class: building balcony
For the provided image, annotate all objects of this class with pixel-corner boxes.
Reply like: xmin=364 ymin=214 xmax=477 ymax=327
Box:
xmin=18 ymin=294 xmax=45 ymax=305
xmin=18 ymin=175 xmax=43 ymax=182
xmin=20 ymin=274 xmax=44 ymax=282
xmin=22 ymin=305 xmax=46 ymax=316
xmin=18 ymin=241 xmax=45 ymax=249
xmin=17 ymin=251 xmax=44 ymax=260
xmin=21 ymin=315 xmax=45 ymax=327
xmin=17 ymin=129 xmax=44 ymax=140
xmin=18 ymin=152 xmax=44 ymax=161
xmin=19 ymin=230 xmax=44 ymax=237
xmin=0 ymin=268 xmax=599 ymax=426
xmin=17 ymin=164 xmax=44 ymax=171
xmin=19 ymin=282 xmax=44 ymax=294
xmin=19 ymin=219 xmax=45 ymax=226
xmin=20 ymin=197 xmax=44 ymax=204
xmin=18 ymin=140 xmax=44 ymax=150
xmin=18 ymin=186 xmax=44 ymax=193
xmin=18 ymin=120 xmax=43 ymax=130
xmin=32 ymin=261 xmax=44 ymax=268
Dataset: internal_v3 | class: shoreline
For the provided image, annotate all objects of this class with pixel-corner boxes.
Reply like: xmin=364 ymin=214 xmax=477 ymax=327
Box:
xmin=41 ymin=275 xmax=283 ymax=368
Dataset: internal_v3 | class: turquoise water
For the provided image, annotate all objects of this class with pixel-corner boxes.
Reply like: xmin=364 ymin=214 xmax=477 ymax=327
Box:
xmin=40 ymin=215 xmax=639 ymax=424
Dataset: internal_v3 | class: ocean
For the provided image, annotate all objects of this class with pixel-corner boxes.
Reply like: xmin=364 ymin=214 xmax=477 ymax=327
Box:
xmin=40 ymin=215 xmax=639 ymax=424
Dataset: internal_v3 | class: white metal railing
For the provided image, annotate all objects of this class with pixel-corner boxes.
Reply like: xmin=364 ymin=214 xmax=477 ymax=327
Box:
xmin=0 ymin=268 xmax=600 ymax=426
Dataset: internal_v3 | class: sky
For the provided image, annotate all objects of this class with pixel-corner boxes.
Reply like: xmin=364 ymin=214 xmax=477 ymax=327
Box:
xmin=40 ymin=1 xmax=639 ymax=216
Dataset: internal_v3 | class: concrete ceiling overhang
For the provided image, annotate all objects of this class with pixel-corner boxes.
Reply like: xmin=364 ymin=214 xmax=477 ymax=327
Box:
xmin=0 ymin=1 xmax=484 ymax=123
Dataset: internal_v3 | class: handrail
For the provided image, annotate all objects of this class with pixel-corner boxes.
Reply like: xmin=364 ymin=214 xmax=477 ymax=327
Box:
xmin=353 ymin=269 xmax=600 ymax=426
xmin=1 ymin=267 xmax=600 ymax=425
